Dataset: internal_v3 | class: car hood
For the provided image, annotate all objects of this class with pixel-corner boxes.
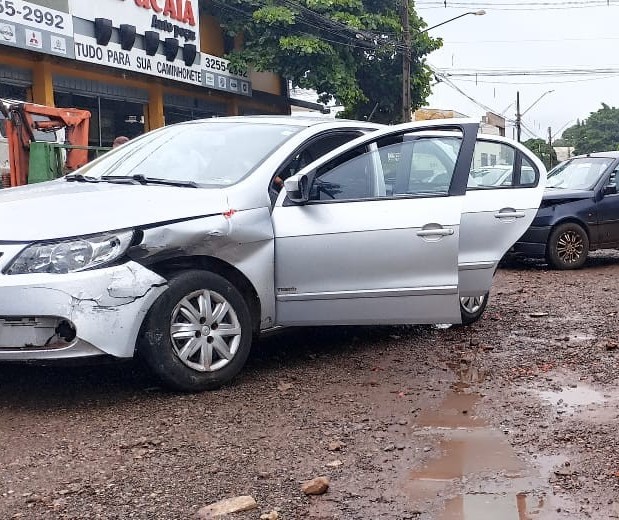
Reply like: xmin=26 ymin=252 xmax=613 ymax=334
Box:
xmin=542 ymin=188 xmax=594 ymax=202
xmin=0 ymin=180 xmax=230 ymax=242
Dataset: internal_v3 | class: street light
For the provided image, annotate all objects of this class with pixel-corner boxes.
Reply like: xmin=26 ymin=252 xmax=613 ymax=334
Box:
xmin=401 ymin=9 xmax=486 ymax=122
xmin=420 ymin=10 xmax=486 ymax=33
xmin=515 ymin=90 xmax=554 ymax=142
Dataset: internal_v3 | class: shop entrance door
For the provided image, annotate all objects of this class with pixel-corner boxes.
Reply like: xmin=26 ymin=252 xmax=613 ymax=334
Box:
xmin=54 ymin=93 xmax=146 ymax=148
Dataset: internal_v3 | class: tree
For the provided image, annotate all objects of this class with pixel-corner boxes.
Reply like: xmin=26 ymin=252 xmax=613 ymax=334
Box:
xmin=206 ymin=0 xmax=441 ymax=123
xmin=562 ymin=104 xmax=619 ymax=155
xmin=523 ymin=138 xmax=558 ymax=169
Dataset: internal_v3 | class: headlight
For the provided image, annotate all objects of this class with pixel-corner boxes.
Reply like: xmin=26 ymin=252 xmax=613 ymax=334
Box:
xmin=6 ymin=230 xmax=134 ymax=275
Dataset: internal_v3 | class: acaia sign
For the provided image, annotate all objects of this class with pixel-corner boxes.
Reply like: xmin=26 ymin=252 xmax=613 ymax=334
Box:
xmin=133 ymin=0 xmax=196 ymax=26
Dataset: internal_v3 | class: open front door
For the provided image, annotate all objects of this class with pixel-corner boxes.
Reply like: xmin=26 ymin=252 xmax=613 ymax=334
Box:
xmin=271 ymin=121 xmax=479 ymax=326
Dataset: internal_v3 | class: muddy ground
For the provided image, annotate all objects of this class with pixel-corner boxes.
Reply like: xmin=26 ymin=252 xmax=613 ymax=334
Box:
xmin=2 ymin=254 xmax=619 ymax=519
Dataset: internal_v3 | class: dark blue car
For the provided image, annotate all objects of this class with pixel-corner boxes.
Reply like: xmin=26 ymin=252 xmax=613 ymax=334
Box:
xmin=513 ymin=152 xmax=619 ymax=269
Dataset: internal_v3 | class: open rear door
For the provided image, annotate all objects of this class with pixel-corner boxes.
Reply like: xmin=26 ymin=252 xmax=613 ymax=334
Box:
xmin=459 ymin=137 xmax=547 ymax=299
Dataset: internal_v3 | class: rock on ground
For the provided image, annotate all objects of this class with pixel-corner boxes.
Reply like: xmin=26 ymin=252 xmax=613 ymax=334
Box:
xmin=196 ymin=496 xmax=258 ymax=518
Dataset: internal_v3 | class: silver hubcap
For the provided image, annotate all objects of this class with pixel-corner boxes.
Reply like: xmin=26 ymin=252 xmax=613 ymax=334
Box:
xmin=556 ymin=231 xmax=584 ymax=264
xmin=170 ymin=290 xmax=242 ymax=373
xmin=460 ymin=295 xmax=485 ymax=314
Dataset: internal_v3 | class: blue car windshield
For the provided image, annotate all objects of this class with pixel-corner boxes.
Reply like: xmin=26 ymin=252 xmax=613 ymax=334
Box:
xmin=547 ymin=157 xmax=614 ymax=190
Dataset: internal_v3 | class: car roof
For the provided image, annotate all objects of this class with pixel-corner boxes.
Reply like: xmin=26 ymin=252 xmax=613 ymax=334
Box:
xmin=572 ymin=151 xmax=619 ymax=159
xmin=181 ymin=115 xmax=383 ymax=130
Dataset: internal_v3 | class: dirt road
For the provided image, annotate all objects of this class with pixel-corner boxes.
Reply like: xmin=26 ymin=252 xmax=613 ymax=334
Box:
xmin=1 ymin=254 xmax=619 ymax=519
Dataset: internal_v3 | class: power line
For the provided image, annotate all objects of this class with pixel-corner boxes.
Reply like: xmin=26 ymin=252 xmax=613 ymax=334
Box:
xmin=436 ymin=67 xmax=619 ymax=77
xmin=431 ymin=68 xmax=499 ymax=114
xmin=416 ymin=0 xmax=618 ymax=10
xmin=211 ymin=0 xmax=399 ymax=52
xmin=446 ymin=36 xmax=619 ymax=44
xmin=446 ymin=74 xmax=619 ymax=85
xmin=417 ymin=0 xmax=615 ymax=5
xmin=431 ymin=68 xmax=549 ymax=139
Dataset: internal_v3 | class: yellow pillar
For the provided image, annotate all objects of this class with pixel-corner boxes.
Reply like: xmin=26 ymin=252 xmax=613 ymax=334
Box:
xmin=31 ymin=60 xmax=54 ymax=106
xmin=145 ymin=83 xmax=165 ymax=130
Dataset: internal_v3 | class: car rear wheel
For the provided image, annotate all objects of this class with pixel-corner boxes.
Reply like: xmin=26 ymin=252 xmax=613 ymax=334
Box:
xmin=546 ymin=222 xmax=589 ymax=270
xmin=138 ymin=270 xmax=253 ymax=392
xmin=460 ymin=293 xmax=489 ymax=325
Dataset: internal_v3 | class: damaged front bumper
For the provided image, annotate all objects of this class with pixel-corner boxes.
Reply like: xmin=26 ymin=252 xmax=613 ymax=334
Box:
xmin=0 ymin=255 xmax=168 ymax=361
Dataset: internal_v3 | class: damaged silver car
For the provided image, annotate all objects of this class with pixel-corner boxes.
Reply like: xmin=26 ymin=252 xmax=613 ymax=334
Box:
xmin=0 ymin=117 xmax=546 ymax=391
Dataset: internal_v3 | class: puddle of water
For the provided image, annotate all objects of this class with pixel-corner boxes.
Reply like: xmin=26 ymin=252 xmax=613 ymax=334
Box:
xmin=538 ymin=385 xmax=607 ymax=409
xmin=407 ymin=391 xmax=559 ymax=519
xmin=438 ymin=492 xmax=546 ymax=520
xmin=537 ymin=384 xmax=619 ymax=422
xmin=410 ymin=429 xmax=524 ymax=482
xmin=416 ymin=393 xmax=485 ymax=429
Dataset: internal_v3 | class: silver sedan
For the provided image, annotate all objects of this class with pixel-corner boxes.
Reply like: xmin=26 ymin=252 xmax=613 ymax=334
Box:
xmin=0 ymin=117 xmax=545 ymax=390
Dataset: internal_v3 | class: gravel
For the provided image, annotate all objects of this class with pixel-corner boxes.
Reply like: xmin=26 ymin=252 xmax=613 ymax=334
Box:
xmin=1 ymin=252 xmax=619 ymax=519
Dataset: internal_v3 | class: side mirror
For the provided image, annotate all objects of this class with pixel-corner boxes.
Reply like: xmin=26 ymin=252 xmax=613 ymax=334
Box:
xmin=604 ymin=183 xmax=617 ymax=196
xmin=284 ymin=174 xmax=310 ymax=204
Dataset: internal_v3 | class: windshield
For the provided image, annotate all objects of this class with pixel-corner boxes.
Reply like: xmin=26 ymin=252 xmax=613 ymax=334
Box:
xmin=76 ymin=121 xmax=303 ymax=186
xmin=547 ymin=157 xmax=614 ymax=190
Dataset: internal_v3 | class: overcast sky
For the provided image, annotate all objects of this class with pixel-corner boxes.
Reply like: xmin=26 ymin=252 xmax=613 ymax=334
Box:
xmin=418 ymin=0 xmax=619 ymax=140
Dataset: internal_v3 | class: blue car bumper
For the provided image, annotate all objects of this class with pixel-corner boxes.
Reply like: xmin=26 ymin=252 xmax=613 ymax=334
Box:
xmin=512 ymin=226 xmax=551 ymax=257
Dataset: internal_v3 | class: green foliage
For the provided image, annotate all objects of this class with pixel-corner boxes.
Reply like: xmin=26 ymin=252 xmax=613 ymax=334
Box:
xmin=523 ymin=138 xmax=558 ymax=169
xmin=562 ymin=104 xmax=619 ymax=155
xmin=207 ymin=0 xmax=441 ymax=123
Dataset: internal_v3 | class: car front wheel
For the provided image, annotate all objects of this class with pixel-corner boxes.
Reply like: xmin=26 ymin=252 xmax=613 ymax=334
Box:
xmin=460 ymin=293 xmax=489 ymax=325
xmin=546 ymin=222 xmax=589 ymax=270
xmin=138 ymin=270 xmax=253 ymax=392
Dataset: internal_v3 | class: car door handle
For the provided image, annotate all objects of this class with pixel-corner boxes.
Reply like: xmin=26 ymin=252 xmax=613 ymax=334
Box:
xmin=417 ymin=228 xmax=455 ymax=237
xmin=494 ymin=209 xmax=526 ymax=219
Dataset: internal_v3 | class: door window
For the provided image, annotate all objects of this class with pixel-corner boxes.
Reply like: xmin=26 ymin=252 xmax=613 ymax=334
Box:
xmin=469 ymin=141 xmax=516 ymax=188
xmin=520 ymin=157 xmax=538 ymax=186
xmin=309 ymin=135 xmax=462 ymax=202
xmin=468 ymin=140 xmax=540 ymax=189
xmin=310 ymin=146 xmax=375 ymax=201
xmin=271 ymin=131 xmax=365 ymax=201
xmin=399 ymin=137 xmax=461 ymax=195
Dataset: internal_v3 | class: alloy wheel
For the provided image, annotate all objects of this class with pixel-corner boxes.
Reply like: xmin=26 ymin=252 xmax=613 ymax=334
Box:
xmin=460 ymin=294 xmax=485 ymax=315
xmin=170 ymin=290 xmax=242 ymax=372
xmin=556 ymin=230 xmax=584 ymax=265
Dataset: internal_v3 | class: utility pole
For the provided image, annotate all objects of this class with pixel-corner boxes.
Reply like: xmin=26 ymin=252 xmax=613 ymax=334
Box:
xmin=515 ymin=91 xmax=521 ymax=142
xmin=548 ymin=126 xmax=553 ymax=169
xmin=401 ymin=0 xmax=411 ymax=123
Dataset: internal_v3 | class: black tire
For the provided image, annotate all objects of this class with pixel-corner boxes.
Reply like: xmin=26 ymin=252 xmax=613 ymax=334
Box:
xmin=138 ymin=270 xmax=253 ymax=392
xmin=460 ymin=293 xmax=489 ymax=326
xmin=546 ymin=222 xmax=589 ymax=270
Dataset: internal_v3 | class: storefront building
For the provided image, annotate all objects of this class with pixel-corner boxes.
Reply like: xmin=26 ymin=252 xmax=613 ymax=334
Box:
xmin=0 ymin=0 xmax=290 ymax=147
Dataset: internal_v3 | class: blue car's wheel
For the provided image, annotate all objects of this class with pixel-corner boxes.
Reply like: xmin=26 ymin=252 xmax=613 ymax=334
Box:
xmin=547 ymin=223 xmax=589 ymax=270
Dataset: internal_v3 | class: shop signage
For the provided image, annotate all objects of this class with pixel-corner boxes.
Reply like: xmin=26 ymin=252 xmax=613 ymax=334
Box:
xmin=70 ymin=0 xmax=251 ymax=95
xmin=70 ymin=0 xmax=200 ymax=45
xmin=70 ymin=0 xmax=202 ymax=86
xmin=0 ymin=0 xmax=74 ymax=58
xmin=202 ymin=53 xmax=251 ymax=97
xmin=73 ymin=31 xmax=204 ymax=86
xmin=0 ymin=0 xmax=253 ymax=97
